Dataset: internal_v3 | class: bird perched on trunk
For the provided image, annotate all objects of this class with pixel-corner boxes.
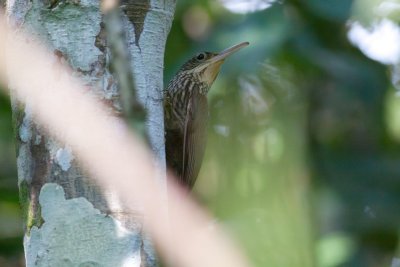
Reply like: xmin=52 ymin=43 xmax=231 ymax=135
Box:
xmin=164 ymin=42 xmax=249 ymax=190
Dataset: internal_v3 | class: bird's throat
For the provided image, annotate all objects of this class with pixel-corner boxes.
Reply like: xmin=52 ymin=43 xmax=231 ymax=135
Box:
xmin=202 ymin=60 xmax=224 ymax=87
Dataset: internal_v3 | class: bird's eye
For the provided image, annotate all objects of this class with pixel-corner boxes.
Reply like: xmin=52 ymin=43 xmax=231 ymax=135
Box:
xmin=196 ymin=53 xmax=206 ymax=60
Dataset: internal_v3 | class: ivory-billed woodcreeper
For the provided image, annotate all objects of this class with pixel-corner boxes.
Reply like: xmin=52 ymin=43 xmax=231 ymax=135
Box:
xmin=164 ymin=42 xmax=249 ymax=189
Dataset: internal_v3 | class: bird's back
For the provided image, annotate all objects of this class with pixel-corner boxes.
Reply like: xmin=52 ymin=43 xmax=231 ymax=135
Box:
xmin=164 ymin=42 xmax=248 ymax=190
xmin=164 ymin=81 xmax=208 ymax=189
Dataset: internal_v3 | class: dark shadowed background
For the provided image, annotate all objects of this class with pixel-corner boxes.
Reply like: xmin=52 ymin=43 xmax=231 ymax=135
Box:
xmin=1 ymin=0 xmax=400 ymax=266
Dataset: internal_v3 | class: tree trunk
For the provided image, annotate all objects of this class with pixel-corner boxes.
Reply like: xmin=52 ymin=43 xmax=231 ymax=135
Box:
xmin=6 ymin=0 xmax=175 ymax=266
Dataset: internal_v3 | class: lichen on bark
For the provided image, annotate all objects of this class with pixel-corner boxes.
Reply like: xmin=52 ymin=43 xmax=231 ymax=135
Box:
xmin=25 ymin=183 xmax=142 ymax=267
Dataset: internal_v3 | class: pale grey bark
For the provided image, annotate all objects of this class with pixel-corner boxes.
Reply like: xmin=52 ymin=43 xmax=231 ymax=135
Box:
xmin=7 ymin=0 xmax=175 ymax=266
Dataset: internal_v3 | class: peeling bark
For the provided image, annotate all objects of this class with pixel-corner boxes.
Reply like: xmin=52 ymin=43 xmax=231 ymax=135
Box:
xmin=7 ymin=0 xmax=175 ymax=266
xmin=25 ymin=183 xmax=143 ymax=267
xmin=122 ymin=0 xmax=150 ymax=47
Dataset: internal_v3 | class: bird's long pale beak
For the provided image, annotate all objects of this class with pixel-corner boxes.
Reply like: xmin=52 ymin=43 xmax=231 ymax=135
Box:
xmin=209 ymin=41 xmax=250 ymax=63
xmin=195 ymin=41 xmax=249 ymax=86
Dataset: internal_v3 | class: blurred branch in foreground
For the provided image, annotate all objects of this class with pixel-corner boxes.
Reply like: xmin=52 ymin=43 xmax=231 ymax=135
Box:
xmin=103 ymin=0 xmax=147 ymax=137
xmin=0 ymin=13 xmax=251 ymax=267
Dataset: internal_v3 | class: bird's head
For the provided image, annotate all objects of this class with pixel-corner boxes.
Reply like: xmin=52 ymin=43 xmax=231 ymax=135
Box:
xmin=178 ymin=42 xmax=249 ymax=87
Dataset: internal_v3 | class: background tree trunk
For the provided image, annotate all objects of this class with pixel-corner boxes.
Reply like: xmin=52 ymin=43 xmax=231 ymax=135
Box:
xmin=6 ymin=0 xmax=175 ymax=266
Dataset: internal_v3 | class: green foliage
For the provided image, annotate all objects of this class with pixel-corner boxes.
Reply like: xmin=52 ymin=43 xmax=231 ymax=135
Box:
xmin=19 ymin=180 xmax=44 ymax=234
xmin=0 ymin=92 xmax=22 ymax=261
xmin=166 ymin=1 xmax=398 ymax=267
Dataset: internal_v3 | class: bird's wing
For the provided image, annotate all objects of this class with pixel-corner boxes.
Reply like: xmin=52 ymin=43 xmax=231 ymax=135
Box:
xmin=181 ymin=101 xmax=191 ymax=182
xmin=181 ymin=93 xmax=208 ymax=189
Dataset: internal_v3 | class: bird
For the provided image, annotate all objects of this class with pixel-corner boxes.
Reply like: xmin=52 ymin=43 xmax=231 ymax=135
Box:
xmin=164 ymin=42 xmax=249 ymax=190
